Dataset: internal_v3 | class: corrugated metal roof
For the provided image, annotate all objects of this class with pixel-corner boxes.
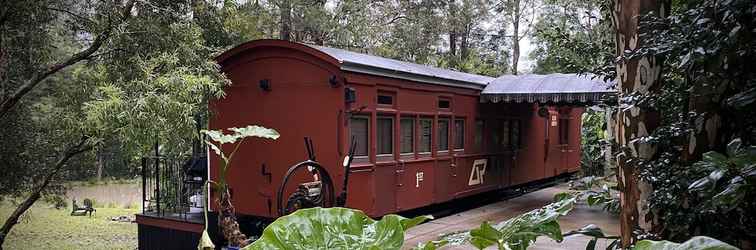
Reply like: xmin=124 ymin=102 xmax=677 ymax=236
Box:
xmin=308 ymin=45 xmax=494 ymax=90
xmin=481 ymin=74 xmax=616 ymax=103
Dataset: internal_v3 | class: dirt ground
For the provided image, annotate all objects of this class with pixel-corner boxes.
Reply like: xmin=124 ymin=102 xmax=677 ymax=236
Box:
xmin=403 ymin=184 xmax=620 ymax=249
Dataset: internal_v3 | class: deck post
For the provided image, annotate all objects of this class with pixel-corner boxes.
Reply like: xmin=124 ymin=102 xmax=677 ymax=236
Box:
xmin=154 ymin=140 xmax=160 ymax=216
xmin=141 ymin=157 xmax=147 ymax=214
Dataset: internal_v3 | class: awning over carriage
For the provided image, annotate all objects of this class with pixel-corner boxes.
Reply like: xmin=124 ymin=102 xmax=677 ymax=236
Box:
xmin=480 ymin=73 xmax=615 ymax=104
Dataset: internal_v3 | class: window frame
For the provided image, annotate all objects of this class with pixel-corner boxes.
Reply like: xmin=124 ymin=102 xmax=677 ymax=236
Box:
xmin=511 ymin=119 xmax=521 ymax=148
xmin=418 ymin=118 xmax=433 ymax=155
xmin=376 ymin=115 xmax=395 ymax=159
xmin=377 ymin=91 xmax=396 ymax=108
xmin=349 ymin=115 xmax=370 ymax=159
xmin=437 ymin=97 xmax=452 ymax=110
xmin=453 ymin=118 xmax=465 ymax=151
xmin=474 ymin=119 xmax=484 ymax=152
xmin=399 ymin=117 xmax=415 ymax=156
xmin=437 ymin=118 xmax=450 ymax=153
xmin=559 ymin=116 xmax=569 ymax=145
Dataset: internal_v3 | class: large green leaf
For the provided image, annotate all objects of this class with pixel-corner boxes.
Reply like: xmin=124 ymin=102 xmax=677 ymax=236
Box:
xmin=462 ymin=193 xmax=576 ymax=250
xmin=201 ymin=125 xmax=280 ymax=145
xmin=633 ymin=236 xmax=739 ymax=250
xmin=243 ymin=207 xmax=431 ymax=250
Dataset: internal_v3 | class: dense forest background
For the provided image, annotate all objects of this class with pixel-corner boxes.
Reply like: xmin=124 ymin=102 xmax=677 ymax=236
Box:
xmin=2 ymin=0 xmax=754 ymax=248
xmin=0 ymin=0 xmax=610 ymax=189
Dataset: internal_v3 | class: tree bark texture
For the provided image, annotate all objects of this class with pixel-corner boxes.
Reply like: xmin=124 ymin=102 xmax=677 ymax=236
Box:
xmin=0 ymin=137 xmax=92 ymax=248
xmin=279 ymin=0 xmax=291 ymax=41
xmin=611 ymin=0 xmax=668 ymax=247
xmin=511 ymin=0 xmax=520 ymax=75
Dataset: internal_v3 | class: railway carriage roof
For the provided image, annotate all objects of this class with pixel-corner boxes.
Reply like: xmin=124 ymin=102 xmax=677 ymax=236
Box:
xmin=217 ymin=40 xmax=617 ymax=103
xmin=307 ymin=45 xmax=494 ymax=90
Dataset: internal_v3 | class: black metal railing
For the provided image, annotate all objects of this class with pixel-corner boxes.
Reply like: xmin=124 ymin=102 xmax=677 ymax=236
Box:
xmin=141 ymin=155 xmax=205 ymax=223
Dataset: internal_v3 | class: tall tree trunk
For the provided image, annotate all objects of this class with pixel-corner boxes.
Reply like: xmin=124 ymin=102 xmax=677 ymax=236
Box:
xmin=448 ymin=0 xmax=457 ymax=58
xmin=279 ymin=0 xmax=291 ymax=41
xmin=449 ymin=32 xmax=457 ymax=57
xmin=511 ymin=0 xmax=520 ymax=75
xmin=460 ymin=24 xmax=470 ymax=59
xmin=0 ymin=137 xmax=92 ymax=248
xmin=611 ymin=0 xmax=668 ymax=247
xmin=96 ymin=150 xmax=104 ymax=181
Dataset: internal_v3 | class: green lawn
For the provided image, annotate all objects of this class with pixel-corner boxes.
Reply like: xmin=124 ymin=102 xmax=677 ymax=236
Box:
xmin=1 ymin=203 xmax=137 ymax=250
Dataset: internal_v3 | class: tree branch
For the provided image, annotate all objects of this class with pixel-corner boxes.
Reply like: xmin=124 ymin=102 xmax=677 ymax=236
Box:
xmin=0 ymin=0 xmax=136 ymax=119
xmin=45 ymin=7 xmax=95 ymax=25
xmin=0 ymin=136 xmax=94 ymax=247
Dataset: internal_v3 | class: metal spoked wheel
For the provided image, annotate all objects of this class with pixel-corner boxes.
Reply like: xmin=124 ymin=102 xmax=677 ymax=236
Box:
xmin=276 ymin=160 xmax=336 ymax=217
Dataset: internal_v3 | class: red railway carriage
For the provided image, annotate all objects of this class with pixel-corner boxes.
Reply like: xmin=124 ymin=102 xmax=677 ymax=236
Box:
xmin=135 ymin=39 xmax=613 ymax=249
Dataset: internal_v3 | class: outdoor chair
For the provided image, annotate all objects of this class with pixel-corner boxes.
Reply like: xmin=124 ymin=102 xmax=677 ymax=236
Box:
xmin=70 ymin=198 xmax=96 ymax=217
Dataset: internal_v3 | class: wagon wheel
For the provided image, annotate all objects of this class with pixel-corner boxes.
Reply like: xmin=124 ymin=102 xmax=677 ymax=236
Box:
xmin=284 ymin=188 xmax=316 ymax=214
xmin=276 ymin=160 xmax=336 ymax=216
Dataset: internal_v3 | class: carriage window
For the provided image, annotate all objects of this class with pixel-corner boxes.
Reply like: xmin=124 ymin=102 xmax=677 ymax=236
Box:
xmin=400 ymin=118 xmax=415 ymax=154
xmin=474 ymin=120 xmax=484 ymax=151
xmin=488 ymin=120 xmax=501 ymax=152
xmin=559 ymin=117 xmax=569 ymax=145
xmin=350 ymin=117 xmax=369 ymax=157
xmin=438 ymin=98 xmax=451 ymax=109
xmin=438 ymin=119 xmax=449 ymax=151
xmin=377 ymin=92 xmax=394 ymax=106
xmin=512 ymin=120 xmax=521 ymax=147
xmin=377 ymin=117 xmax=393 ymax=155
xmin=454 ymin=119 xmax=464 ymax=150
xmin=419 ymin=119 xmax=432 ymax=153
xmin=501 ymin=120 xmax=510 ymax=147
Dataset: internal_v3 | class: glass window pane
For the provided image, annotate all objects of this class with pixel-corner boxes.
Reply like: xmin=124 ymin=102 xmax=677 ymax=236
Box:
xmin=400 ymin=118 xmax=414 ymax=154
xmin=378 ymin=95 xmax=393 ymax=105
xmin=377 ymin=117 xmax=393 ymax=155
xmin=438 ymin=99 xmax=450 ymax=109
xmin=454 ymin=119 xmax=464 ymax=149
xmin=502 ymin=120 xmax=510 ymax=147
xmin=438 ymin=119 xmax=449 ymax=151
xmin=350 ymin=117 xmax=368 ymax=156
xmin=474 ymin=120 xmax=484 ymax=150
xmin=512 ymin=120 xmax=520 ymax=147
xmin=488 ymin=120 xmax=501 ymax=152
xmin=419 ymin=119 xmax=432 ymax=153
xmin=559 ymin=118 xmax=568 ymax=144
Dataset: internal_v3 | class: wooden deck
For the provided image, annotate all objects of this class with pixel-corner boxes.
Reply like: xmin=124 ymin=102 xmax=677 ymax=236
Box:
xmin=403 ymin=184 xmax=620 ymax=249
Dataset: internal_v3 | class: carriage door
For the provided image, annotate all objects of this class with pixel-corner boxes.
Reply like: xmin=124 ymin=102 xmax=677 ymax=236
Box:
xmin=396 ymin=117 xmax=436 ymax=210
xmin=558 ymin=110 xmax=574 ymax=175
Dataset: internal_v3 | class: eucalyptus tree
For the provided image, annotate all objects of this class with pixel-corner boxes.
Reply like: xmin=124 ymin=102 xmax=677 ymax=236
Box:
xmin=495 ymin=0 xmax=539 ymax=75
xmin=530 ymin=0 xmax=613 ymax=74
xmin=0 ymin=0 xmax=227 ymax=247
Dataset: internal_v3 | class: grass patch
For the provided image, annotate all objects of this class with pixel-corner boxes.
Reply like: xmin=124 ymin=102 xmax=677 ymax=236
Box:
xmin=0 ymin=203 xmax=137 ymax=250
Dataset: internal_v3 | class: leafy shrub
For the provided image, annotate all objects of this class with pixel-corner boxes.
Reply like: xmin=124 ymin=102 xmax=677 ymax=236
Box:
xmin=42 ymin=195 xmax=67 ymax=209
xmin=634 ymin=236 xmax=738 ymax=250
xmin=242 ymin=207 xmax=431 ymax=250
xmin=439 ymin=193 xmax=576 ymax=250
xmin=639 ymin=138 xmax=756 ymax=245
xmin=570 ymin=176 xmax=620 ymax=214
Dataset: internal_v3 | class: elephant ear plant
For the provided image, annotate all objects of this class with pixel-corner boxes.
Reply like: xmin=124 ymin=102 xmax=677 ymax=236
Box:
xmin=243 ymin=207 xmax=431 ymax=250
xmin=201 ymin=125 xmax=280 ymax=248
